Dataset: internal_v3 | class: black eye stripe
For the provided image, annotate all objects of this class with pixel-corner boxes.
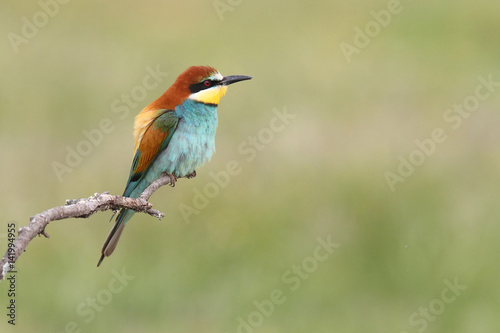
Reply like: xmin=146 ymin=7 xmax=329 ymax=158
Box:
xmin=189 ymin=79 xmax=220 ymax=93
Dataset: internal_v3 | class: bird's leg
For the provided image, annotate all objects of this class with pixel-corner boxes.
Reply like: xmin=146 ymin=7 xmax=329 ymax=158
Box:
xmin=186 ymin=170 xmax=197 ymax=179
xmin=164 ymin=173 xmax=178 ymax=187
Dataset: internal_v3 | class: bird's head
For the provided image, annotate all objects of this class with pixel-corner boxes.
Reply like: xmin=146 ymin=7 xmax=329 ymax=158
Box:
xmin=152 ymin=66 xmax=251 ymax=110
xmin=183 ymin=66 xmax=251 ymax=105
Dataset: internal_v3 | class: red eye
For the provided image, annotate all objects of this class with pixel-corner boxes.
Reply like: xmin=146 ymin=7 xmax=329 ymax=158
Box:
xmin=204 ymin=80 xmax=211 ymax=87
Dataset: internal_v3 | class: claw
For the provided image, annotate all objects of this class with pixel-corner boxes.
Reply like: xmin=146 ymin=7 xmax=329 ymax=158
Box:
xmin=166 ymin=173 xmax=177 ymax=187
xmin=186 ymin=170 xmax=197 ymax=179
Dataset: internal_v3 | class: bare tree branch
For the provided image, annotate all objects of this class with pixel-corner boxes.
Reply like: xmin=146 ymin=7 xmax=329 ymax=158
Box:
xmin=0 ymin=173 xmax=177 ymax=280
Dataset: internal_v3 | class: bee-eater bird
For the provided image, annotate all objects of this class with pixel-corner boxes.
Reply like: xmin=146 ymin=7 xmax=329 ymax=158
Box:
xmin=97 ymin=66 xmax=251 ymax=266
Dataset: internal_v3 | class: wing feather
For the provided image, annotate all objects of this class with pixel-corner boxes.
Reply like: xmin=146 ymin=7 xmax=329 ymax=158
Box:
xmin=123 ymin=110 xmax=179 ymax=197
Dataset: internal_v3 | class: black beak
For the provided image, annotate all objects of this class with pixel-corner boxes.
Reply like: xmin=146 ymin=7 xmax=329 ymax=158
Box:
xmin=220 ymin=75 xmax=252 ymax=86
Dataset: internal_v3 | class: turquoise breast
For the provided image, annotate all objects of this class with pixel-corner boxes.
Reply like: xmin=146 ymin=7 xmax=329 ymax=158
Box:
xmin=144 ymin=99 xmax=218 ymax=185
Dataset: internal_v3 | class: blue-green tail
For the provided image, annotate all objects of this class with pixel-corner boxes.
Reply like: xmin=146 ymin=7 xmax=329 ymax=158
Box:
xmin=97 ymin=208 xmax=135 ymax=267
xmin=98 ymin=139 xmax=162 ymax=267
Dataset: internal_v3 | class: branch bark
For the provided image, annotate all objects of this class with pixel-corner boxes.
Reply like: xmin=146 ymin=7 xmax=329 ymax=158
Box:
xmin=0 ymin=173 xmax=176 ymax=280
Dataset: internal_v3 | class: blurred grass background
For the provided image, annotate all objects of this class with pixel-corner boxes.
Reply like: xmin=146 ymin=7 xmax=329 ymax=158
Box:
xmin=1 ymin=0 xmax=500 ymax=332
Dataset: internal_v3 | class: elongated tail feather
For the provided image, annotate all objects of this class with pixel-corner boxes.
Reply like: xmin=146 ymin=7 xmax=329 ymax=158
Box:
xmin=97 ymin=209 xmax=135 ymax=267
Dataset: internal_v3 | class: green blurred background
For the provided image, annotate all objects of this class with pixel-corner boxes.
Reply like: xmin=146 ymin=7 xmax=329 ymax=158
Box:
xmin=1 ymin=1 xmax=500 ymax=332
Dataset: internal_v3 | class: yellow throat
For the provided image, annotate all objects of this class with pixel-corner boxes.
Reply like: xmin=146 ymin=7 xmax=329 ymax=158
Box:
xmin=189 ymin=85 xmax=228 ymax=105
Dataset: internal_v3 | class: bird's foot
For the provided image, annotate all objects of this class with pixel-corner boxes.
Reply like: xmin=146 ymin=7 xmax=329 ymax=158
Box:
xmin=165 ymin=173 xmax=178 ymax=187
xmin=186 ymin=170 xmax=197 ymax=179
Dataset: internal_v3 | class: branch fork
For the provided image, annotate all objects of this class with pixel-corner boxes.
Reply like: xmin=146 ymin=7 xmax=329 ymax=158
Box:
xmin=0 ymin=173 xmax=177 ymax=280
